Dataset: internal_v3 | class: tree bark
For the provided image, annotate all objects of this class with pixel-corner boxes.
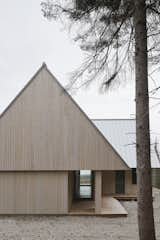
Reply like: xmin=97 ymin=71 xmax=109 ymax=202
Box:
xmin=134 ymin=0 xmax=156 ymax=239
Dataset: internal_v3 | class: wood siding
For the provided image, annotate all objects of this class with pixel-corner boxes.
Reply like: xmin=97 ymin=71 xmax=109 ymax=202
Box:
xmin=152 ymin=169 xmax=160 ymax=189
xmin=102 ymin=171 xmax=115 ymax=195
xmin=125 ymin=171 xmax=137 ymax=195
xmin=102 ymin=171 xmax=137 ymax=196
xmin=95 ymin=171 xmax=102 ymax=213
xmin=0 ymin=66 xmax=128 ymax=171
xmin=0 ymin=171 xmax=68 ymax=214
xmin=68 ymin=171 xmax=74 ymax=210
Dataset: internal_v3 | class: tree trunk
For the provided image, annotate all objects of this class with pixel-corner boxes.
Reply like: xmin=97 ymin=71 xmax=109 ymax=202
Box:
xmin=134 ymin=0 xmax=156 ymax=239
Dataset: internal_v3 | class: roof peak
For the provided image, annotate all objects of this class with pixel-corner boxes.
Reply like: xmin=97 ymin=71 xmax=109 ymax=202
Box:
xmin=42 ymin=62 xmax=47 ymax=68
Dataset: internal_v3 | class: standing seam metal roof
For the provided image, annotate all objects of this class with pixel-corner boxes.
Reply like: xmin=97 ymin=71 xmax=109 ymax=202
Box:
xmin=92 ymin=119 xmax=160 ymax=168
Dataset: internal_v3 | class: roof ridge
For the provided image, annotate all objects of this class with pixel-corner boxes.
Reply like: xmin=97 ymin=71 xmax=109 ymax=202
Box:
xmin=92 ymin=118 xmax=135 ymax=121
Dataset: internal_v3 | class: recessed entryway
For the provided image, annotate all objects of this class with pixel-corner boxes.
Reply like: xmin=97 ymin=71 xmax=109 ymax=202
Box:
xmin=68 ymin=170 xmax=128 ymax=216
xmin=69 ymin=170 xmax=95 ymax=214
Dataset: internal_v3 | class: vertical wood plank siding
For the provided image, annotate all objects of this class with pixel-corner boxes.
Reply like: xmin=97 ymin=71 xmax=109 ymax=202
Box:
xmin=68 ymin=171 xmax=74 ymax=210
xmin=95 ymin=171 xmax=102 ymax=213
xmin=102 ymin=171 xmax=115 ymax=194
xmin=102 ymin=171 xmax=137 ymax=195
xmin=0 ymin=67 xmax=128 ymax=170
xmin=0 ymin=171 xmax=68 ymax=214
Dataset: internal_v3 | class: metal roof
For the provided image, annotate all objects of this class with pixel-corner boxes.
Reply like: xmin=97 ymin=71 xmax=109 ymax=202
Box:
xmin=92 ymin=119 xmax=160 ymax=168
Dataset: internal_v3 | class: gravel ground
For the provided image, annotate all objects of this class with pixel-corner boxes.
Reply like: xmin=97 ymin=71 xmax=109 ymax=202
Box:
xmin=0 ymin=189 xmax=159 ymax=240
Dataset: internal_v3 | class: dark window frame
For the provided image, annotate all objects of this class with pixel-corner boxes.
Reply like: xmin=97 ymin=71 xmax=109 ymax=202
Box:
xmin=132 ymin=168 xmax=137 ymax=184
xmin=74 ymin=170 xmax=94 ymax=200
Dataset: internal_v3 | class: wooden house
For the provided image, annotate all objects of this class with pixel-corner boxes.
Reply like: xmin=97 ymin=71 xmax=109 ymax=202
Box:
xmin=0 ymin=64 xmax=159 ymax=216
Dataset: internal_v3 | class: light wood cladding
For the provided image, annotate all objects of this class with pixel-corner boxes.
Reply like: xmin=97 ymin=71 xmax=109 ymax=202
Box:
xmin=102 ymin=171 xmax=115 ymax=195
xmin=125 ymin=171 xmax=137 ymax=195
xmin=0 ymin=171 xmax=68 ymax=214
xmin=68 ymin=171 xmax=74 ymax=210
xmin=102 ymin=171 xmax=137 ymax=196
xmin=95 ymin=171 xmax=102 ymax=213
xmin=0 ymin=65 xmax=128 ymax=170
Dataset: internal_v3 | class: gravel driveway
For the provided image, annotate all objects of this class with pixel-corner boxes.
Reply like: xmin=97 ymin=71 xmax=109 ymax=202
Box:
xmin=0 ymin=189 xmax=159 ymax=240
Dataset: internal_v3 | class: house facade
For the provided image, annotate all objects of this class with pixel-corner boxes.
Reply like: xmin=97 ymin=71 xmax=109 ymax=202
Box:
xmin=0 ymin=64 xmax=159 ymax=215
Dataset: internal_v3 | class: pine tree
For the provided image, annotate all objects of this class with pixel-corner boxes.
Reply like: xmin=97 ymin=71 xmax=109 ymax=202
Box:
xmin=41 ymin=1 xmax=160 ymax=239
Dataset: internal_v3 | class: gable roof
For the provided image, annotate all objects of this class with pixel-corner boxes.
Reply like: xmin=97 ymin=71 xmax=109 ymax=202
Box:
xmin=0 ymin=63 xmax=47 ymax=120
xmin=0 ymin=64 xmax=129 ymax=170
xmin=93 ymin=119 xmax=160 ymax=168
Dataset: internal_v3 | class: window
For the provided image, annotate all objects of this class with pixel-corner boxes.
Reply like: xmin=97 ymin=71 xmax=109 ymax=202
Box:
xmin=132 ymin=168 xmax=137 ymax=184
xmin=74 ymin=170 xmax=93 ymax=199
xmin=79 ymin=170 xmax=92 ymax=199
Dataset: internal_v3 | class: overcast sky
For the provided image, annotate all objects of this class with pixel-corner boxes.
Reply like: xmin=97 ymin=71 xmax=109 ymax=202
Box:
xmin=0 ymin=0 xmax=160 ymax=141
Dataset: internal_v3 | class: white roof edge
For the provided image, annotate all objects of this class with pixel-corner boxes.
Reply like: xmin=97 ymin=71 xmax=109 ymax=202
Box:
xmin=92 ymin=118 xmax=136 ymax=121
